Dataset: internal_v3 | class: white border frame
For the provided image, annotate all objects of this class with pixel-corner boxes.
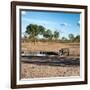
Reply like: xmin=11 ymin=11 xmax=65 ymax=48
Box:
xmin=16 ymin=5 xmax=85 ymax=85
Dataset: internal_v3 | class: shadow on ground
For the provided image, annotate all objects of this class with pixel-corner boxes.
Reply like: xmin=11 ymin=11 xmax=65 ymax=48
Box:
xmin=21 ymin=56 xmax=80 ymax=67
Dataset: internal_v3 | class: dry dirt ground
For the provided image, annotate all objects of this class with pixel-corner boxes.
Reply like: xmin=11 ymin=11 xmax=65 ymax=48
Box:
xmin=21 ymin=42 xmax=80 ymax=79
xmin=21 ymin=62 xmax=80 ymax=79
xmin=21 ymin=42 xmax=80 ymax=56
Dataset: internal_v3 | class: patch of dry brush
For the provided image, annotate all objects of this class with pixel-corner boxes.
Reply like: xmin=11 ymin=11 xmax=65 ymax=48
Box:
xmin=21 ymin=42 xmax=80 ymax=56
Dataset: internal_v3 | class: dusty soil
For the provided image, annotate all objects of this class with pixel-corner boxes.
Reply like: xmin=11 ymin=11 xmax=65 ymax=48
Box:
xmin=21 ymin=56 xmax=80 ymax=79
xmin=21 ymin=42 xmax=80 ymax=79
xmin=21 ymin=63 xmax=80 ymax=79
xmin=21 ymin=42 xmax=80 ymax=56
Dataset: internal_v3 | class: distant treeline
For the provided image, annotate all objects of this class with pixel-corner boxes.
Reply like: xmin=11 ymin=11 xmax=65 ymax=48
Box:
xmin=22 ymin=24 xmax=80 ymax=43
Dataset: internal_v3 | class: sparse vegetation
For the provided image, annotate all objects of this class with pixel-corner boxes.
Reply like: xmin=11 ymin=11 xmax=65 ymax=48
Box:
xmin=23 ymin=24 xmax=80 ymax=43
xmin=21 ymin=24 xmax=80 ymax=79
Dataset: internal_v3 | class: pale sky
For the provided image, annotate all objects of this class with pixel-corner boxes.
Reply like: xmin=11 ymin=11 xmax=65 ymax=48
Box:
xmin=21 ymin=10 xmax=80 ymax=39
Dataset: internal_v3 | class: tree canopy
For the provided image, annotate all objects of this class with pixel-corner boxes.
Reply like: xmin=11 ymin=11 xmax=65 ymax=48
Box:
xmin=24 ymin=24 xmax=80 ymax=43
